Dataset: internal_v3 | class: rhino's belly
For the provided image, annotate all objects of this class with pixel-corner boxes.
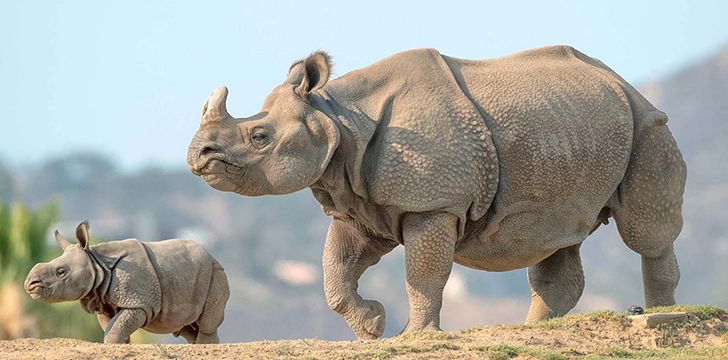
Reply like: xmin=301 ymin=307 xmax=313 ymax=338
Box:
xmin=143 ymin=320 xmax=186 ymax=334
xmin=143 ymin=303 xmax=204 ymax=334
xmin=454 ymin=201 xmax=598 ymax=271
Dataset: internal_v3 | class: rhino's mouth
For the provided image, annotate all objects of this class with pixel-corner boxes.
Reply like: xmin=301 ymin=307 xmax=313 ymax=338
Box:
xmin=25 ymin=281 xmax=47 ymax=299
xmin=192 ymin=155 xmax=244 ymax=175
xmin=26 ymin=280 xmax=43 ymax=292
xmin=198 ymin=159 xmax=248 ymax=192
xmin=198 ymin=159 xmax=245 ymax=176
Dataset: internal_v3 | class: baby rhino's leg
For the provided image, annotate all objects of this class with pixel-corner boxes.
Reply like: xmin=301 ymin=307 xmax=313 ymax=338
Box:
xmin=195 ymin=261 xmax=230 ymax=344
xmin=97 ymin=313 xmax=112 ymax=333
xmin=174 ymin=325 xmax=199 ymax=344
xmin=104 ymin=309 xmax=147 ymax=344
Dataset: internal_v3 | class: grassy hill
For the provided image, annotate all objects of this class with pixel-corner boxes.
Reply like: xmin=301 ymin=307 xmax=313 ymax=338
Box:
xmin=1 ymin=306 xmax=726 ymax=359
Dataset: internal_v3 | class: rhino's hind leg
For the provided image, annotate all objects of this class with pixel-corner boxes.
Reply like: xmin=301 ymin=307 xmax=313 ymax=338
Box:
xmin=323 ymin=219 xmax=398 ymax=340
xmin=640 ymin=245 xmax=680 ymax=306
xmin=610 ymin=121 xmax=686 ymax=307
xmin=525 ymin=244 xmax=584 ymax=324
xmin=194 ymin=261 xmax=230 ymax=344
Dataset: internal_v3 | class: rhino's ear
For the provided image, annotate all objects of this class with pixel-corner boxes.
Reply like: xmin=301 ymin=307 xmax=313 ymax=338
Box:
xmin=54 ymin=230 xmax=72 ymax=250
xmin=75 ymin=220 xmax=91 ymax=251
xmin=289 ymin=51 xmax=332 ymax=98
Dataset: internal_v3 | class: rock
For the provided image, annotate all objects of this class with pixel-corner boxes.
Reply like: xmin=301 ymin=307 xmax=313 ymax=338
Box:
xmin=629 ymin=312 xmax=688 ymax=328
xmin=628 ymin=305 xmax=645 ymax=315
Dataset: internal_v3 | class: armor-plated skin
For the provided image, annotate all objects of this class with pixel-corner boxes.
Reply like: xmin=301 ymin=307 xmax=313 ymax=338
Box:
xmin=188 ymin=46 xmax=686 ymax=339
xmin=24 ymin=221 xmax=229 ymax=344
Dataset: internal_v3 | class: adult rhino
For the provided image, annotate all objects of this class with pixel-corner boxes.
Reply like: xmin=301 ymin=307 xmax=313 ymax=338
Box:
xmin=187 ymin=46 xmax=686 ymax=339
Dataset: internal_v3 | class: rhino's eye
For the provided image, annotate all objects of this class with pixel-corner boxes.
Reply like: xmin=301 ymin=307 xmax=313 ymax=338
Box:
xmin=250 ymin=128 xmax=270 ymax=148
xmin=56 ymin=268 xmax=67 ymax=277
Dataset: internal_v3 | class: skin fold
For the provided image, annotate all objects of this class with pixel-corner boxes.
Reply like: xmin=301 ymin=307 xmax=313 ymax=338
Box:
xmin=187 ymin=46 xmax=686 ymax=339
xmin=24 ymin=221 xmax=230 ymax=344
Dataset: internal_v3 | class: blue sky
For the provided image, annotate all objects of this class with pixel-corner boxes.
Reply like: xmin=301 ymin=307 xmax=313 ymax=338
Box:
xmin=2 ymin=1 xmax=727 ymax=170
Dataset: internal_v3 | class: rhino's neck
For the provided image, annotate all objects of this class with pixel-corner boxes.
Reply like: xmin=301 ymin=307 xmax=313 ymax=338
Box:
xmin=307 ymin=78 xmax=402 ymax=237
xmin=310 ymin=95 xmax=368 ymax=201
xmin=311 ymin=69 xmax=401 ymax=194
xmin=79 ymin=249 xmax=116 ymax=315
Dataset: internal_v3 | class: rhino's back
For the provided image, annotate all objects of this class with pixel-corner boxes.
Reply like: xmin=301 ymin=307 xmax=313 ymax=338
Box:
xmin=327 ymin=48 xmax=500 ymax=238
xmin=443 ymin=46 xmax=638 ymax=268
xmin=142 ymin=239 xmax=215 ymax=333
xmin=449 ymin=46 xmax=633 ymax=200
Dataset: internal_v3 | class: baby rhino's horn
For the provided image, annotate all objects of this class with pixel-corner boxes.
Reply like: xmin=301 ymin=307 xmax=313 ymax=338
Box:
xmin=54 ymin=230 xmax=71 ymax=249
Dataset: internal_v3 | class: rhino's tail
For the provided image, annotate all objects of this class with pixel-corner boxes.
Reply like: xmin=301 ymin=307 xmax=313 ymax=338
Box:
xmin=570 ymin=47 xmax=666 ymax=129
xmin=211 ymin=257 xmax=225 ymax=271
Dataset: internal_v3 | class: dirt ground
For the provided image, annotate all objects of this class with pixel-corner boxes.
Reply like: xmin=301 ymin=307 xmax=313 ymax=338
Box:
xmin=1 ymin=307 xmax=727 ymax=360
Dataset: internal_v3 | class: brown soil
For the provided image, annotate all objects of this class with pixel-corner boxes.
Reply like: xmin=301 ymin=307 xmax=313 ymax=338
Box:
xmin=1 ymin=310 xmax=727 ymax=360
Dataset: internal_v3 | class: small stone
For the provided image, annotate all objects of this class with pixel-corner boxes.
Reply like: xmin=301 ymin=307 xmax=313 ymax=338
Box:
xmin=629 ymin=312 xmax=688 ymax=328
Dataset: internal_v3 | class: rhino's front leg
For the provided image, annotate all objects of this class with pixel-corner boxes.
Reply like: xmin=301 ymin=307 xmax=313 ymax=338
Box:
xmin=401 ymin=212 xmax=457 ymax=334
xmin=323 ymin=219 xmax=398 ymax=340
xmin=103 ymin=308 xmax=147 ymax=344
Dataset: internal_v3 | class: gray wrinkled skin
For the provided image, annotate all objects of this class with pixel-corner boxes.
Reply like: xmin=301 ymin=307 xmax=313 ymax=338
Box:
xmin=188 ymin=46 xmax=686 ymax=339
xmin=24 ymin=221 xmax=229 ymax=344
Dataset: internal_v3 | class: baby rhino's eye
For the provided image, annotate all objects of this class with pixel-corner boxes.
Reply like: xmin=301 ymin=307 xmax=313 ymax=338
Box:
xmin=56 ymin=268 xmax=66 ymax=277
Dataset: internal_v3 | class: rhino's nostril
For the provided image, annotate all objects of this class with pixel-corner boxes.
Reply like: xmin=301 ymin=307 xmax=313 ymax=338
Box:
xmin=200 ymin=145 xmax=220 ymax=157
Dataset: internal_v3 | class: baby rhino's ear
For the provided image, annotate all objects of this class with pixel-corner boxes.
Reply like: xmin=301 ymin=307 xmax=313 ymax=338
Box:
xmin=75 ymin=220 xmax=91 ymax=251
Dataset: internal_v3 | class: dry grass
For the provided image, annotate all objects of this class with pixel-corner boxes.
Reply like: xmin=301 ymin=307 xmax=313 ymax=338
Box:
xmin=0 ymin=306 xmax=727 ymax=359
xmin=644 ymin=304 xmax=727 ymax=319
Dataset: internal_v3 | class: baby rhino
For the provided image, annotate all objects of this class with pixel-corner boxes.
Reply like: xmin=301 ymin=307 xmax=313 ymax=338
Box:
xmin=24 ymin=221 xmax=229 ymax=344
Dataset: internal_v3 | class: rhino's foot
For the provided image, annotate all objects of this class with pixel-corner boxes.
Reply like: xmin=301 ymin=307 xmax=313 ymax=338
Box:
xmin=196 ymin=330 xmax=220 ymax=344
xmin=346 ymin=299 xmax=386 ymax=340
xmin=399 ymin=321 xmax=442 ymax=335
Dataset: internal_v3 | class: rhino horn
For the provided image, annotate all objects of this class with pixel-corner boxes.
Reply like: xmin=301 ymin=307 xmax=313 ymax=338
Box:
xmin=54 ymin=229 xmax=71 ymax=250
xmin=201 ymin=86 xmax=231 ymax=125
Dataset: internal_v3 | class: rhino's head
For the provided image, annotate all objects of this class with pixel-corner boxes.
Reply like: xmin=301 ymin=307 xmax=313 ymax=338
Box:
xmin=187 ymin=52 xmax=340 ymax=196
xmin=24 ymin=221 xmax=96 ymax=303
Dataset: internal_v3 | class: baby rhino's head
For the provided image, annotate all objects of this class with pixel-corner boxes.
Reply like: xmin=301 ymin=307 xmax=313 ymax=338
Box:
xmin=24 ymin=221 xmax=96 ymax=303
